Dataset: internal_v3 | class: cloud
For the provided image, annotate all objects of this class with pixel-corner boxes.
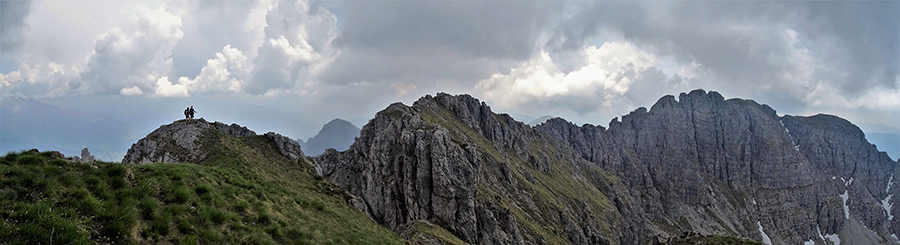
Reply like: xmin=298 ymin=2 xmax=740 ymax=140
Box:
xmin=475 ymin=42 xmax=661 ymax=114
xmin=245 ymin=0 xmax=339 ymax=95
xmin=313 ymin=1 xmax=560 ymax=105
xmin=170 ymin=0 xmax=265 ymax=78
xmin=154 ymin=76 xmax=189 ymax=97
xmin=75 ymin=4 xmax=183 ymax=95
xmin=177 ymin=45 xmax=249 ymax=93
xmin=543 ymin=1 xmax=899 ymax=114
xmin=119 ymin=86 xmax=143 ymax=96
xmin=1 ymin=0 xmax=32 ymax=60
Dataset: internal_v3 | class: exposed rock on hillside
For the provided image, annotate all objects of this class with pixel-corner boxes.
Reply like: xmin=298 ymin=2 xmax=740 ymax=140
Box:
xmin=316 ymin=93 xmax=638 ymax=244
xmin=299 ymin=118 xmax=360 ymax=156
xmin=316 ymin=90 xmax=900 ymax=244
xmin=122 ymin=118 xmax=303 ymax=164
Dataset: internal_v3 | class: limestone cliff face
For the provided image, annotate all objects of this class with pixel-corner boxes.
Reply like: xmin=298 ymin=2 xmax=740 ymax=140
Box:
xmin=316 ymin=90 xmax=900 ymax=244
xmin=316 ymin=94 xmax=637 ymax=244
xmin=122 ymin=118 xmax=304 ymax=164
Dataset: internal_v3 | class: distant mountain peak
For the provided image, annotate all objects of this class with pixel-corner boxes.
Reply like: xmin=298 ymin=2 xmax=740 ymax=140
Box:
xmin=299 ymin=118 xmax=361 ymax=156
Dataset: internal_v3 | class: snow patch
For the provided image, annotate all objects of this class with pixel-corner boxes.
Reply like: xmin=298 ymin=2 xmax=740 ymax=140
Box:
xmin=841 ymin=190 xmax=850 ymax=219
xmin=751 ymin=199 xmax=757 ymax=205
xmin=757 ymin=221 xmax=772 ymax=245
xmin=892 ymin=233 xmax=899 ymax=244
xmin=840 ymin=177 xmax=853 ymax=186
xmin=779 ymin=120 xmax=800 ymax=151
xmin=888 ymin=174 xmax=897 ymax=221
xmin=825 ymin=233 xmax=840 ymax=245
xmin=804 ymin=240 xmax=816 ymax=245
xmin=817 ymin=225 xmax=826 ymax=242
xmin=888 ymin=174 xmax=894 ymax=193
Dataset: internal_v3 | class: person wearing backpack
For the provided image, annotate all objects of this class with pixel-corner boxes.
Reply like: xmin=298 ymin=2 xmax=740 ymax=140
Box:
xmin=184 ymin=107 xmax=191 ymax=121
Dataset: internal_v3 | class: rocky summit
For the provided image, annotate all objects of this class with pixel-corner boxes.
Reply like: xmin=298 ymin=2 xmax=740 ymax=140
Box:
xmin=315 ymin=90 xmax=900 ymax=244
xmin=122 ymin=118 xmax=303 ymax=164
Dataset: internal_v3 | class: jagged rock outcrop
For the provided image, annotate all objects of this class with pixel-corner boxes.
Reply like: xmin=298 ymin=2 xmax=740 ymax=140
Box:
xmin=535 ymin=90 xmax=899 ymax=244
xmin=299 ymin=118 xmax=360 ymax=156
xmin=73 ymin=147 xmax=95 ymax=163
xmin=316 ymin=93 xmax=638 ymax=244
xmin=264 ymin=132 xmax=305 ymax=160
xmin=123 ymin=118 xmax=304 ymax=164
xmin=315 ymin=90 xmax=900 ymax=245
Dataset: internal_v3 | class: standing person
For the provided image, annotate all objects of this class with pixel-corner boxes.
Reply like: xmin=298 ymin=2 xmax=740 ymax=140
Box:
xmin=189 ymin=106 xmax=197 ymax=120
xmin=184 ymin=107 xmax=191 ymax=121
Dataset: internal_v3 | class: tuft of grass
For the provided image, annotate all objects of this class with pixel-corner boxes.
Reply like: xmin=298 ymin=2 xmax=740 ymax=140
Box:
xmin=16 ymin=154 xmax=45 ymax=165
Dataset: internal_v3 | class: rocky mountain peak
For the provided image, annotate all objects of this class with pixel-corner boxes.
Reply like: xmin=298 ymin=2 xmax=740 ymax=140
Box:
xmin=317 ymin=90 xmax=900 ymax=244
xmin=123 ymin=118 xmax=304 ymax=164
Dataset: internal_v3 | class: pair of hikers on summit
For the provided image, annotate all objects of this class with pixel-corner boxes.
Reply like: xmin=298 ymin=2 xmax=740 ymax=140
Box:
xmin=184 ymin=106 xmax=197 ymax=121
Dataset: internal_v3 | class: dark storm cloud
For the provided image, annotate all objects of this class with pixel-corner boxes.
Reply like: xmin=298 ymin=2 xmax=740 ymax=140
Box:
xmin=317 ymin=1 xmax=560 ymax=90
xmin=1 ymin=0 xmax=32 ymax=59
xmin=806 ymin=2 xmax=900 ymax=91
xmin=337 ymin=1 xmax=558 ymax=60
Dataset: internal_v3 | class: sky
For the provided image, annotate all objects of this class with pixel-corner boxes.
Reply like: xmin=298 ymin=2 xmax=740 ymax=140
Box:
xmin=1 ymin=0 xmax=899 ymax=159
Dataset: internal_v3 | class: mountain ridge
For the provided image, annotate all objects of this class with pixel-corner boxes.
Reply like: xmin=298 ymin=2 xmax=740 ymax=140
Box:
xmin=316 ymin=89 xmax=899 ymax=244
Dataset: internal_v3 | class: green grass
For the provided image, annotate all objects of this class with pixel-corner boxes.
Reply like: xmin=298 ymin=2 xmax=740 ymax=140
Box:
xmin=0 ymin=131 xmax=404 ymax=245
xmin=406 ymin=220 xmax=467 ymax=245
xmin=661 ymin=232 xmax=762 ymax=245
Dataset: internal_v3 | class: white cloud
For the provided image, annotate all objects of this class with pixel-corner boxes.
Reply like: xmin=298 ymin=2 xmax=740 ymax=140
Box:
xmin=119 ymin=86 xmax=143 ymax=96
xmin=154 ymin=76 xmax=189 ymax=97
xmin=178 ymin=45 xmax=249 ymax=93
xmin=246 ymin=0 xmax=339 ymax=95
xmin=475 ymin=42 xmax=659 ymax=112
xmin=76 ymin=4 xmax=183 ymax=95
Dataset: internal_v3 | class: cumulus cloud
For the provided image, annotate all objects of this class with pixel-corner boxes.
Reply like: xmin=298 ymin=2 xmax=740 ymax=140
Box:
xmin=0 ymin=62 xmax=74 ymax=97
xmin=475 ymin=42 xmax=661 ymax=114
xmin=245 ymin=0 xmax=339 ymax=95
xmin=177 ymin=45 xmax=249 ymax=93
xmin=170 ymin=0 xmax=264 ymax=78
xmin=119 ymin=86 xmax=143 ymax=96
xmin=76 ymin=4 xmax=183 ymax=95
xmin=544 ymin=1 xmax=899 ymax=114
xmin=154 ymin=76 xmax=189 ymax=97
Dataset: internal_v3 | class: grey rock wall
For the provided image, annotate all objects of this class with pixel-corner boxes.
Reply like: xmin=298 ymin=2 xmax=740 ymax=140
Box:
xmin=316 ymin=90 xmax=900 ymax=244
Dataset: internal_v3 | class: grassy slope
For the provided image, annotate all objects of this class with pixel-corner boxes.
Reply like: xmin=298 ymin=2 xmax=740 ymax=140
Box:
xmin=0 ymin=129 xmax=403 ymax=244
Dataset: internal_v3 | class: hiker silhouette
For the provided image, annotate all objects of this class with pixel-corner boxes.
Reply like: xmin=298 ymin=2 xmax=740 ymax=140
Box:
xmin=189 ymin=106 xmax=196 ymax=120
